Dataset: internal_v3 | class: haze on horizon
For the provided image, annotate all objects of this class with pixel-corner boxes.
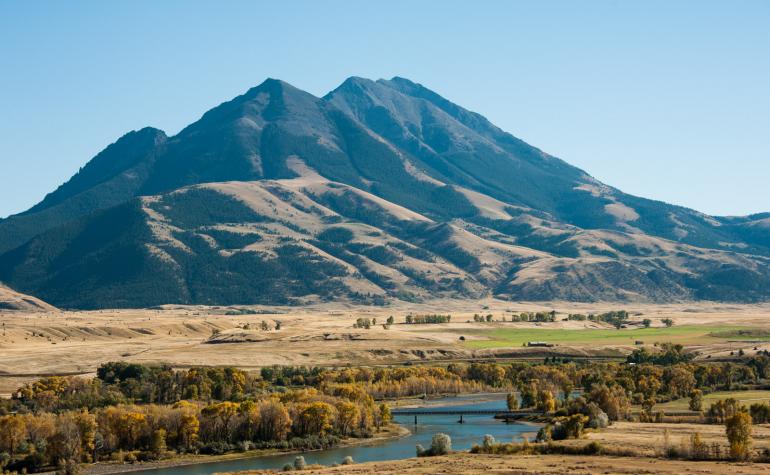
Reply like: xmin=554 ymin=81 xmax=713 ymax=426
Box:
xmin=1 ymin=0 xmax=768 ymax=219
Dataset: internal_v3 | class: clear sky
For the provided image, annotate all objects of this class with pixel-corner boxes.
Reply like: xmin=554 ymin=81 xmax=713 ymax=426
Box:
xmin=1 ymin=0 xmax=768 ymax=218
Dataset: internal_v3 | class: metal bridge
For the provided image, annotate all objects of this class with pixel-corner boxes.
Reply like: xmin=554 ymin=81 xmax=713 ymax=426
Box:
xmin=392 ymin=410 xmax=528 ymax=416
xmin=391 ymin=409 xmax=536 ymax=423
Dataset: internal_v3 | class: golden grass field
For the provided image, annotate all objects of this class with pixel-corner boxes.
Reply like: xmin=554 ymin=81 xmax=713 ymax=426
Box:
xmin=236 ymin=452 xmax=770 ymax=474
xmin=2 ymin=299 xmax=770 ymax=395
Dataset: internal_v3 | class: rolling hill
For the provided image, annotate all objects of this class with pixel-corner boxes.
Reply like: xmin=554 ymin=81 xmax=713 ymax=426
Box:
xmin=0 ymin=283 xmax=58 ymax=312
xmin=0 ymin=77 xmax=768 ymax=308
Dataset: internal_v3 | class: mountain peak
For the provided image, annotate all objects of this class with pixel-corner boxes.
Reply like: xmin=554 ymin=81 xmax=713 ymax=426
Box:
xmin=246 ymin=77 xmax=297 ymax=94
xmin=325 ymin=76 xmax=377 ymax=99
xmin=2 ymin=75 xmax=769 ymax=307
xmin=238 ymin=77 xmax=316 ymax=106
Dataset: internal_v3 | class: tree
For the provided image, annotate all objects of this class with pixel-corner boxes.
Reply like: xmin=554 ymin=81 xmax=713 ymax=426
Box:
xmin=638 ymin=375 xmax=661 ymax=399
xmin=48 ymin=413 xmax=84 ymax=467
xmin=201 ymin=402 xmax=239 ymax=442
xmin=118 ymin=411 xmax=148 ymax=449
xmin=0 ymin=415 xmax=27 ymax=454
xmin=690 ymin=432 xmax=709 ymax=460
xmin=664 ymin=366 xmax=695 ymax=398
xmin=519 ymin=381 xmax=538 ymax=408
xmin=662 ymin=318 xmax=674 ymax=328
xmin=506 ymin=393 xmax=519 ymax=411
xmin=641 ymin=396 xmax=656 ymax=415
xmin=256 ymin=399 xmax=291 ymax=441
xmin=689 ymin=389 xmax=704 ymax=412
xmin=588 ymin=384 xmax=630 ymax=421
xmin=73 ymin=410 xmax=97 ymax=462
xmin=377 ymin=403 xmax=392 ymax=428
xmin=386 ymin=316 xmax=394 ymax=325
xmin=749 ymin=402 xmax=770 ymax=424
xmin=335 ymin=401 xmax=360 ymax=436
xmin=150 ymin=428 xmax=167 ymax=456
xmin=536 ymin=389 xmax=556 ymax=413
xmin=642 ymin=318 xmax=652 ymax=328
xmin=725 ymin=409 xmax=752 ymax=460
xmin=179 ymin=412 xmax=200 ymax=449
xmin=295 ymin=402 xmax=334 ymax=436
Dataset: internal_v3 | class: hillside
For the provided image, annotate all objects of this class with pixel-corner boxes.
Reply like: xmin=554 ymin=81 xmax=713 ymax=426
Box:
xmin=0 ymin=283 xmax=58 ymax=312
xmin=0 ymin=77 xmax=768 ymax=308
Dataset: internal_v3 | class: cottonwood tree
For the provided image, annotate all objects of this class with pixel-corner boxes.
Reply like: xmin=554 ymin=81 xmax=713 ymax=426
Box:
xmin=725 ymin=408 xmax=752 ymax=460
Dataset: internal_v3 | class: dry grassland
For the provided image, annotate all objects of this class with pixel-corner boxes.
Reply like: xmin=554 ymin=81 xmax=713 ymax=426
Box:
xmin=2 ymin=299 xmax=770 ymax=395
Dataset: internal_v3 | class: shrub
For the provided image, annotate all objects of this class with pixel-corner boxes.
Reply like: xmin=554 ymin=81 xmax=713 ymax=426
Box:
xmin=342 ymin=455 xmax=354 ymax=465
xmin=293 ymin=455 xmax=306 ymax=470
xmin=417 ymin=433 xmax=452 ymax=456
xmin=415 ymin=443 xmax=425 ymax=456
xmin=431 ymin=433 xmax=451 ymax=455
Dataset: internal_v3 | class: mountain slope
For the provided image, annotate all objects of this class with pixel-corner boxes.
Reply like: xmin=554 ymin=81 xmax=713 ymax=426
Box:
xmin=0 ymin=77 xmax=768 ymax=308
xmin=0 ymin=127 xmax=167 ymax=253
xmin=0 ymin=283 xmax=58 ymax=312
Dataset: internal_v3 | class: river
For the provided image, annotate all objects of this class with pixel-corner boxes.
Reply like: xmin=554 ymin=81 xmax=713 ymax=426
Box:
xmin=131 ymin=394 xmax=536 ymax=474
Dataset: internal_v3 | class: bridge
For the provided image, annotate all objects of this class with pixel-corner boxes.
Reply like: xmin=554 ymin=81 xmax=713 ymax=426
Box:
xmin=391 ymin=409 xmax=537 ymax=424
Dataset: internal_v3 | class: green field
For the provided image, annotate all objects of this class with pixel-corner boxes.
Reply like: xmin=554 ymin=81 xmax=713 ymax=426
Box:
xmin=655 ymin=390 xmax=770 ymax=411
xmin=461 ymin=325 xmax=770 ymax=349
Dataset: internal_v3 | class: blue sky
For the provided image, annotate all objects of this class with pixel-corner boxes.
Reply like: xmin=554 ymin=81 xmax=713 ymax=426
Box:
xmin=1 ymin=0 xmax=768 ymax=218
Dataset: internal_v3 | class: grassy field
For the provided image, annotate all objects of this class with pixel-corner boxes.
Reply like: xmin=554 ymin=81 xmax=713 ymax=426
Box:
xmin=461 ymin=325 xmax=768 ymax=349
xmin=655 ymin=390 xmax=770 ymax=411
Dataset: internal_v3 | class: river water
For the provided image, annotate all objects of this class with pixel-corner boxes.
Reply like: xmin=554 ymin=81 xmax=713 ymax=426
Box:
xmin=134 ymin=394 xmax=535 ymax=474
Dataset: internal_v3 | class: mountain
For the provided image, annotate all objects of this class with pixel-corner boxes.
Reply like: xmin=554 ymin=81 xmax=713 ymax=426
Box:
xmin=0 ymin=77 xmax=768 ymax=308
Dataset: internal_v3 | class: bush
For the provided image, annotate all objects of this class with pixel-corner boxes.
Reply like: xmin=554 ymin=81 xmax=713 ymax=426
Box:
xmin=431 ymin=433 xmax=451 ymax=455
xmin=200 ymin=441 xmax=235 ymax=455
xmin=293 ymin=455 xmax=306 ymax=470
xmin=472 ymin=438 xmax=603 ymax=456
xmin=342 ymin=455 xmax=354 ymax=465
xmin=415 ymin=444 xmax=425 ymax=456
xmin=417 ymin=433 xmax=452 ymax=456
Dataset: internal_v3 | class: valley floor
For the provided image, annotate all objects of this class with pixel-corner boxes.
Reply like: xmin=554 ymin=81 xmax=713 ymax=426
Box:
xmin=2 ymin=298 xmax=770 ymax=394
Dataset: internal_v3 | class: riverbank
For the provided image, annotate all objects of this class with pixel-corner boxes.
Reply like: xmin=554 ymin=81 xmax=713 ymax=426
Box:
xmin=83 ymin=425 xmax=411 ymax=475
xmin=229 ymin=453 xmax=770 ymax=474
